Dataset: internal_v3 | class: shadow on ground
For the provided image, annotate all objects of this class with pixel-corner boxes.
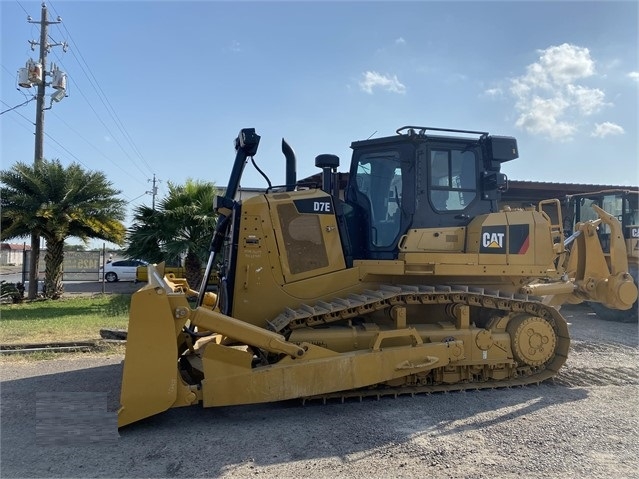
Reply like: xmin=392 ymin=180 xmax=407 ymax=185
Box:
xmin=62 ymin=281 xmax=142 ymax=296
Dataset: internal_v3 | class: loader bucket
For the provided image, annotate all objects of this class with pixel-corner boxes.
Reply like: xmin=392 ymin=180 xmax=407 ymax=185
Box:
xmin=118 ymin=276 xmax=184 ymax=428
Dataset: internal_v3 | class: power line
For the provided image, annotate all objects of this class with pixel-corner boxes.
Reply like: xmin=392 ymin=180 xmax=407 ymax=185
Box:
xmin=41 ymin=131 xmax=91 ymax=169
xmin=49 ymin=110 xmax=149 ymax=189
xmin=1 ymin=99 xmax=143 ymax=202
xmin=14 ymin=0 xmax=30 ymax=17
xmin=0 ymin=97 xmax=35 ymax=115
xmin=0 ymin=98 xmax=33 ymax=116
xmin=31 ymin=4 xmax=153 ymax=198
xmin=1 ymin=63 xmax=17 ymax=77
xmin=126 ymin=192 xmax=150 ymax=205
xmin=44 ymin=33 xmax=151 ymax=180
xmin=2 ymin=113 xmax=140 ymax=206
xmin=2 ymin=111 xmax=92 ymax=169
xmin=48 ymin=1 xmax=155 ymax=176
xmin=8 ymin=2 xmax=155 ymax=210
xmin=43 ymin=36 xmax=151 ymax=179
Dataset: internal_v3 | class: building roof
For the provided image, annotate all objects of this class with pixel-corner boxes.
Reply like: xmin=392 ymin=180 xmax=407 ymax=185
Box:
xmin=504 ymin=181 xmax=638 ymax=204
xmin=0 ymin=243 xmax=31 ymax=251
xmin=296 ymin=172 xmax=637 ymax=201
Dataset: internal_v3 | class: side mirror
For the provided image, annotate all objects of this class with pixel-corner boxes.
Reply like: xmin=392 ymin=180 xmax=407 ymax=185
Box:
xmin=482 ymin=172 xmax=508 ymax=200
xmin=482 ymin=172 xmax=508 ymax=191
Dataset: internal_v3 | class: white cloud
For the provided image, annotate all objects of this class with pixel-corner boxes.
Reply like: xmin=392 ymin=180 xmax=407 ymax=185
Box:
xmin=508 ymin=43 xmax=608 ymax=141
xmin=591 ymin=122 xmax=625 ymax=138
xmin=514 ymin=96 xmax=576 ymax=141
xmin=484 ymin=87 xmax=503 ymax=97
xmin=226 ymin=40 xmax=241 ymax=53
xmin=395 ymin=37 xmax=406 ymax=45
xmin=359 ymin=71 xmax=406 ymax=94
xmin=566 ymin=84 xmax=607 ymax=115
xmin=628 ymin=71 xmax=639 ymax=82
xmin=536 ymin=43 xmax=595 ymax=85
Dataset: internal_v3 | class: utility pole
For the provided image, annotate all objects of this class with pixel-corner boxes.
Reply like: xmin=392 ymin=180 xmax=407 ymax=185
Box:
xmin=32 ymin=4 xmax=49 ymax=164
xmin=22 ymin=3 xmax=66 ymax=299
xmin=147 ymin=174 xmax=160 ymax=210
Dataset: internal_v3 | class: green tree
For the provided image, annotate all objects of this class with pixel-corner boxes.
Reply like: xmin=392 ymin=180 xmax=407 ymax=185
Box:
xmin=1 ymin=159 xmax=126 ymax=299
xmin=126 ymin=179 xmax=217 ymax=287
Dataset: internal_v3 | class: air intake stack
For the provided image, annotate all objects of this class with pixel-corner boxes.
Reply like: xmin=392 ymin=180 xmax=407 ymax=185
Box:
xmin=315 ymin=154 xmax=340 ymax=196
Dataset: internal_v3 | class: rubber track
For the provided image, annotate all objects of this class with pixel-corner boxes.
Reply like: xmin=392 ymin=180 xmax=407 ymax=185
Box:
xmin=270 ymin=284 xmax=571 ymax=402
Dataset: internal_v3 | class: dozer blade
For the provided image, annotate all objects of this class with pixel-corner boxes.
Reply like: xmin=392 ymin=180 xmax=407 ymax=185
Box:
xmin=118 ymin=281 xmax=190 ymax=428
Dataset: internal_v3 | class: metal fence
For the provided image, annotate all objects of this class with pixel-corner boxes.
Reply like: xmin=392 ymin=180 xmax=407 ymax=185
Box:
xmin=21 ymin=250 xmax=116 ymax=282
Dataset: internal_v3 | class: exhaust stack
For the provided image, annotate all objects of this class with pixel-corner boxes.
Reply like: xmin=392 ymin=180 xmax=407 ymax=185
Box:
xmin=282 ymin=139 xmax=296 ymax=192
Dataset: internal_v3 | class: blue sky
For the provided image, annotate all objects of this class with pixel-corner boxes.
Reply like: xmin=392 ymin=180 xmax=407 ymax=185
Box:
xmin=2 ymin=1 xmax=638 ymax=242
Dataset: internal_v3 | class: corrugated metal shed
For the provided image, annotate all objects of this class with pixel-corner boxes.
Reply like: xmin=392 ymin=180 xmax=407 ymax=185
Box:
xmin=503 ymin=181 xmax=638 ymax=206
xmin=297 ymin=172 xmax=637 ymax=205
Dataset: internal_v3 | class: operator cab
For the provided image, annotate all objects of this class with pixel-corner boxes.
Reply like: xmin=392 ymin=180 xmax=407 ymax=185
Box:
xmin=343 ymin=126 xmax=518 ymax=260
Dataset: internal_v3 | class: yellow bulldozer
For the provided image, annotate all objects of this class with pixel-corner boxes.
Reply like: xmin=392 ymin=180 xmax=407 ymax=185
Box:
xmin=118 ymin=127 xmax=637 ymax=428
xmin=563 ymin=188 xmax=638 ymax=322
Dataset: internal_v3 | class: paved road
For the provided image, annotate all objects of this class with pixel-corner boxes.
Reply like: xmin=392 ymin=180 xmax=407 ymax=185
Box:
xmin=1 ymin=276 xmax=141 ymax=296
xmin=1 ymin=265 xmax=140 ymax=296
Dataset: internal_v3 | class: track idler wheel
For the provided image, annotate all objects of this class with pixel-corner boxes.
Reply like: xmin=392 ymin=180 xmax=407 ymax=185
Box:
xmin=507 ymin=314 xmax=557 ymax=367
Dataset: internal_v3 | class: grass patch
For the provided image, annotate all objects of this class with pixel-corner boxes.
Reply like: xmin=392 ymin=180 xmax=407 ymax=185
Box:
xmin=0 ymin=295 xmax=131 ymax=344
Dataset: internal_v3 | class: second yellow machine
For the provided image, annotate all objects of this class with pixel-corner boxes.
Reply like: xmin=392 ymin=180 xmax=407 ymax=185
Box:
xmin=119 ymin=127 xmax=637 ymax=427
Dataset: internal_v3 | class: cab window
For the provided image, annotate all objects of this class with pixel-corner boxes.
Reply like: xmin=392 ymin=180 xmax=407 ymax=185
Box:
xmin=429 ymin=149 xmax=477 ymax=212
xmin=354 ymin=151 xmax=402 ymax=247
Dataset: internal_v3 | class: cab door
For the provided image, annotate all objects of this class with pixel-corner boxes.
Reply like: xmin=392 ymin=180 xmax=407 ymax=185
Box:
xmin=346 ymin=144 xmax=415 ymax=260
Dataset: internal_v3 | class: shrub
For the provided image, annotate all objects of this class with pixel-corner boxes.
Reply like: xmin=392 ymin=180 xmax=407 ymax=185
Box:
xmin=0 ymin=281 xmax=24 ymax=304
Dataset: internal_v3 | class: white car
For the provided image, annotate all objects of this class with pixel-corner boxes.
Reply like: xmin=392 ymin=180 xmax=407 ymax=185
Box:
xmin=101 ymin=259 xmax=147 ymax=282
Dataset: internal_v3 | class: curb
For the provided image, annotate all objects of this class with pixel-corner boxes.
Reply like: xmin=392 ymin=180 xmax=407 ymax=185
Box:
xmin=0 ymin=339 xmax=126 ymax=355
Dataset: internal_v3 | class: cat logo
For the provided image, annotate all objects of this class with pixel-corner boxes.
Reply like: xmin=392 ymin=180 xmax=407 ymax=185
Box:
xmin=480 ymin=224 xmax=530 ymax=255
xmin=480 ymin=226 xmax=507 ymax=253
xmin=483 ymin=232 xmax=504 ymax=248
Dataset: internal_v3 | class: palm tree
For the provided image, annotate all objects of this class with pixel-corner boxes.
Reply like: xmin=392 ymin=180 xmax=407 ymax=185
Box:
xmin=1 ymin=159 xmax=126 ymax=299
xmin=126 ymin=179 xmax=217 ymax=288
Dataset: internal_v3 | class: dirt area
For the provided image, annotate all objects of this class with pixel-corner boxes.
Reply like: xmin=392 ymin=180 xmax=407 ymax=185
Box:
xmin=1 ymin=305 xmax=637 ymax=478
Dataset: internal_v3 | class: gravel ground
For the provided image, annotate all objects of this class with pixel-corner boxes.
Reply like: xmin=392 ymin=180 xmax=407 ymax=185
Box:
xmin=1 ymin=305 xmax=637 ymax=479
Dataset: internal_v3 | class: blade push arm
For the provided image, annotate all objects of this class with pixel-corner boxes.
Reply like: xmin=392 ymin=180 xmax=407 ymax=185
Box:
xmin=197 ymin=128 xmax=261 ymax=306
